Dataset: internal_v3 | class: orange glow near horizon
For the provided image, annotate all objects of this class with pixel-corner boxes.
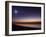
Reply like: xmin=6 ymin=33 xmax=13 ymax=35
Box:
xmin=15 ymin=19 xmax=41 ymax=22
xmin=13 ymin=19 xmax=41 ymax=27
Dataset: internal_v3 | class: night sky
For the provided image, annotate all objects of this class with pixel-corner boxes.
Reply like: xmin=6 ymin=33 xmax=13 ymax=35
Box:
xmin=12 ymin=6 xmax=41 ymax=20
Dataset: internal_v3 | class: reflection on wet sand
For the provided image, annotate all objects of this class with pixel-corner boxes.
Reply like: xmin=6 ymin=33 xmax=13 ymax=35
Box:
xmin=12 ymin=19 xmax=41 ymax=31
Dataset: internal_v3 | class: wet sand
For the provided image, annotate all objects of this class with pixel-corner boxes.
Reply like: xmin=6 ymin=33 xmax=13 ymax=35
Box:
xmin=12 ymin=22 xmax=41 ymax=31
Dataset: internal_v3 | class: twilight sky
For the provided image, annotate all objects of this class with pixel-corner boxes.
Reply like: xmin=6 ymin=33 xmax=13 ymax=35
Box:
xmin=12 ymin=6 xmax=41 ymax=20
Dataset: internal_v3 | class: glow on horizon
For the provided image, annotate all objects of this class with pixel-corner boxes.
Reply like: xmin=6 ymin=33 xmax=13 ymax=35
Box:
xmin=15 ymin=18 xmax=41 ymax=22
xmin=12 ymin=17 xmax=41 ymax=22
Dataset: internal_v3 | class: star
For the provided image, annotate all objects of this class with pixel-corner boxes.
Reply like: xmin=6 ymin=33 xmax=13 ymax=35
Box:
xmin=14 ymin=9 xmax=18 ymax=14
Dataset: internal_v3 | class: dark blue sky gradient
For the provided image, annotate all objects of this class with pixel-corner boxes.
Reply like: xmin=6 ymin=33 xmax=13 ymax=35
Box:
xmin=12 ymin=6 xmax=41 ymax=19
